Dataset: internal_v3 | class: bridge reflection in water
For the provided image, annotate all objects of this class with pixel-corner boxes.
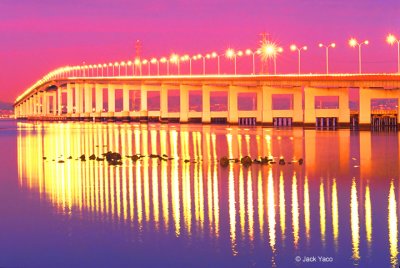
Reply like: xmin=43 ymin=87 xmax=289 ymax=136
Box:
xmin=17 ymin=122 xmax=400 ymax=267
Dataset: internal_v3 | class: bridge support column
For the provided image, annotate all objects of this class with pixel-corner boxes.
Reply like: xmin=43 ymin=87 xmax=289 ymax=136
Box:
xmin=67 ymin=83 xmax=73 ymax=114
xmin=123 ymin=84 xmax=130 ymax=112
xmin=57 ymin=87 xmax=63 ymax=115
xmin=180 ymin=85 xmax=189 ymax=123
xmin=51 ymin=93 xmax=56 ymax=115
xmin=108 ymin=84 xmax=115 ymax=113
xmin=27 ymin=98 xmax=31 ymax=116
xmin=95 ymin=84 xmax=103 ymax=112
xmin=202 ymin=85 xmax=211 ymax=123
xmin=228 ymin=85 xmax=239 ymax=124
xmin=84 ymin=83 xmax=92 ymax=113
xmin=261 ymin=86 xmax=273 ymax=125
xmin=160 ymin=85 xmax=168 ymax=119
xmin=41 ymin=92 xmax=47 ymax=115
xmin=140 ymin=85 xmax=148 ymax=120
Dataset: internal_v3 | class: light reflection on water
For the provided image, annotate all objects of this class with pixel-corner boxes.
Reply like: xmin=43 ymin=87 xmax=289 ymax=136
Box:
xmin=16 ymin=121 xmax=400 ymax=267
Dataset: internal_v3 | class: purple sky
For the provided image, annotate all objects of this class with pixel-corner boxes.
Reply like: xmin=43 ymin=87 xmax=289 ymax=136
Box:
xmin=1 ymin=0 xmax=400 ymax=103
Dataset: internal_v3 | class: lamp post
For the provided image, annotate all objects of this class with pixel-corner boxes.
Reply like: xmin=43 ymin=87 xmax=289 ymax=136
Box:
xmin=225 ymin=48 xmax=242 ymax=75
xmin=318 ymin=43 xmax=336 ymax=74
xmin=108 ymin=63 xmax=112 ymax=76
xmin=181 ymin=55 xmax=191 ymax=75
xmin=290 ymin=44 xmax=307 ymax=74
xmin=387 ymin=34 xmax=400 ymax=73
xmin=170 ymin=54 xmax=180 ymax=75
xmin=134 ymin=59 xmax=141 ymax=76
xmin=102 ymin=63 xmax=107 ymax=77
xmin=160 ymin=57 xmax=169 ymax=75
xmin=261 ymin=42 xmax=282 ymax=75
xmin=127 ymin=61 xmax=132 ymax=76
xmin=151 ymin=58 xmax=160 ymax=75
xmin=121 ymin=61 xmax=126 ymax=76
xmin=142 ymin=59 xmax=149 ymax=75
xmin=245 ymin=49 xmax=261 ymax=75
xmin=349 ymin=38 xmax=369 ymax=74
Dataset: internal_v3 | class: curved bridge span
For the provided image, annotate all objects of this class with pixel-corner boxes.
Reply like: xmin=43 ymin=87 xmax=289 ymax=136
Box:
xmin=14 ymin=74 xmax=400 ymax=128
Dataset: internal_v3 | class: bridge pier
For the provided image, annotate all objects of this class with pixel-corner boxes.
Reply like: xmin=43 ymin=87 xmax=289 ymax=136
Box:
xmin=262 ymin=86 xmax=303 ymax=126
xmin=359 ymin=87 xmax=400 ymax=128
xmin=179 ymin=84 xmax=190 ymax=123
xmin=304 ymin=87 xmax=350 ymax=128
xmin=228 ymin=85 xmax=239 ymax=124
xmin=202 ymin=85 xmax=211 ymax=123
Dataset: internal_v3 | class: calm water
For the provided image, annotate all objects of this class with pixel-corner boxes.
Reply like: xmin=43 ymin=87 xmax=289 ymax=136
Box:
xmin=0 ymin=120 xmax=399 ymax=267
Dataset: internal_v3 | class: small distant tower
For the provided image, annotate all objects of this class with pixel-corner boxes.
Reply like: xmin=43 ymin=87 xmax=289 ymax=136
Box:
xmin=135 ymin=40 xmax=142 ymax=75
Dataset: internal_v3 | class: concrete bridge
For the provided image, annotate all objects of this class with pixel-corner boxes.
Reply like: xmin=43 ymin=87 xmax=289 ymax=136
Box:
xmin=13 ymin=74 xmax=400 ymax=128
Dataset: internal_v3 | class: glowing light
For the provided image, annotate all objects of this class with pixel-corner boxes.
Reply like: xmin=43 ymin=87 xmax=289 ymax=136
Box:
xmin=290 ymin=44 xmax=297 ymax=51
xmin=170 ymin=54 xmax=179 ymax=63
xmin=159 ymin=57 xmax=167 ymax=63
xmin=211 ymin=52 xmax=217 ymax=58
xmin=245 ymin=49 xmax=252 ymax=55
xmin=150 ymin=58 xmax=157 ymax=64
xmin=387 ymin=34 xmax=398 ymax=45
xmin=142 ymin=59 xmax=148 ymax=64
xmin=349 ymin=38 xmax=357 ymax=47
xmin=237 ymin=50 xmax=243 ymax=56
xmin=225 ymin=48 xmax=235 ymax=59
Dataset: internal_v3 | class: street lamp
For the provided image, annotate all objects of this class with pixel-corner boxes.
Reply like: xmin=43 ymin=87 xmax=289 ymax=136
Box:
xmin=348 ymin=38 xmax=369 ymax=74
xmin=387 ymin=34 xmax=400 ymax=73
xmin=108 ymin=63 xmax=113 ymax=76
xmin=97 ymin=64 xmax=102 ymax=77
xmin=114 ymin=62 xmax=120 ymax=76
xmin=245 ymin=49 xmax=261 ymax=75
xmin=170 ymin=54 xmax=180 ymax=75
xmin=121 ymin=61 xmax=126 ymax=76
xmin=134 ymin=59 xmax=141 ymax=76
xmin=127 ymin=61 xmax=133 ymax=76
xmin=142 ymin=59 xmax=149 ymax=75
xmin=290 ymin=44 xmax=307 ymax=75
xmin=225 ymin=48 xmax=238 ymax=75
xmin=261 ymin=42 xmax=283 ymax=75
xmin=318 ymin=43 xmax=336 ymax=74
xmin=151 ymin=58 xmax=160 ymax=75
xmin=180 ymin=55 xmax=191 ymax=75
xmin=160 ymin=57 xmax=169 ymax=75
xmin=102 ymin=63 xmax=107 ymax=77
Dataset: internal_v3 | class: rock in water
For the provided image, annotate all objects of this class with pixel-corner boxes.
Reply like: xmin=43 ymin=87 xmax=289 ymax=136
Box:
xmin=220 ymin=156 xmax=229 ymax=167
xmin=241 ymin=156 xmax=252 ymax=167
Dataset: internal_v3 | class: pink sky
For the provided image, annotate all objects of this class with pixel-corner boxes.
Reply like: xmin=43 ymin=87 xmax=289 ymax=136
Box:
xmin=1 ymin=0 xmax=400 ymax=103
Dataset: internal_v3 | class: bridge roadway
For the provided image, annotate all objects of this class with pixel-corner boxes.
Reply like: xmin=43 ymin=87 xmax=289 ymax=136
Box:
xmin=13 ymin=74 xmax=400 ymax=127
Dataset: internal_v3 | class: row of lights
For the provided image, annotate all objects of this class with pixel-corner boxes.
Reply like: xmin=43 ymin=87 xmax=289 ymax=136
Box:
xmin=15 ymin=34 xmax=400 ymax=103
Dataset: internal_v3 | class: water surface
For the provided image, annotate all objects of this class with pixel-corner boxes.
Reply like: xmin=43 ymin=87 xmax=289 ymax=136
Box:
xmin=0 ymin=120 xmax=399 ymax=267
